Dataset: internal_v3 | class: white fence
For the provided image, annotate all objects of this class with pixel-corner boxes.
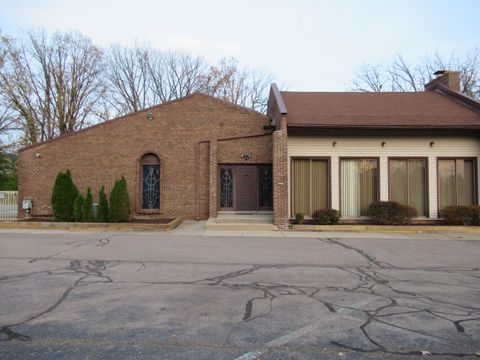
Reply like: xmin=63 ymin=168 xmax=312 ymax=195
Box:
xmin=0 ymin=191 xmax=18 ymax=220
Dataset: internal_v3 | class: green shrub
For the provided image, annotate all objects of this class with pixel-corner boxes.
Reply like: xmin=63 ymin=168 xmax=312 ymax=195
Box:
xmin=312 ymin=208 xmax=340 ymax=225
xmin=109 ymin=177 xmax=130 ymax=222
xmin=0 ymin=153 xmax=17 ymax=190
xmin=73 ymin=194 xmax=85 ymax=222
xmin=368 ymin=201 xmax=417 ymax=225
xmin=470 ymin=205 xmax=480 ymax=226
xmin=97 ymin=185 xmax=108 ymax=222
xmin=51 ymin=170 xmax=79 ymax=221
xmin=441 ymin=205 xmax=478 ymax=225
xmin=83 ymin=187 xmax=94 ymax=222
xmin=294 ymin=212 xmax=304 ymax=224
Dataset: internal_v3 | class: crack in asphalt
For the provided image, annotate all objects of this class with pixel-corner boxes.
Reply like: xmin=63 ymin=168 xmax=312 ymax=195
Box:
xmin=0 ymin=235 xmax=479 ymax=358
xmin=315 ymin=237 xmax=480 ymax=358
xmin=28 ymin=237 xmax=112 ymax=263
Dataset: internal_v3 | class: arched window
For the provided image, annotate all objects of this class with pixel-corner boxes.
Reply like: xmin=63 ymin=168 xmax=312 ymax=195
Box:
xmin=141 ymin=154 xmax=160 ymax=210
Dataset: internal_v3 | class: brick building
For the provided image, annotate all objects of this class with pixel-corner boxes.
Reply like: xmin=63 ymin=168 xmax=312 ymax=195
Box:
xmin=18 ymin=94 xmax=274 ymax=222
xmin=18 ymin=71 xmax=480 ymax=229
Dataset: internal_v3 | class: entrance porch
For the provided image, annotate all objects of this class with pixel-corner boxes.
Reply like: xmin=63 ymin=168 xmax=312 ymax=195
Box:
xmin=205 ymin=212 xmax=277 ymax=231
xmin=218 ymin=164 xmax=273 ymax=212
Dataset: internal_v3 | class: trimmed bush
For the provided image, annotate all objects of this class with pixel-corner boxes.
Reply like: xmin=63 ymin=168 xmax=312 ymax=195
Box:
xmin=368 ymin=201 xmax=417 ymax=225
xmin=312 ymin=208 xmax=340 ymax=225
xmin=51 ymin=170 xmax=79 ymax=221
xmin=73 ymin=194 xmax=85 ymax=222
xmin=441 ymin=205 xmax=478 ymax=225
xmin=294 ymin=212 xmax=304 ymax=225
xmin=97 ymin=185 xmax=108 ymax=222
xmin=83 ymin=187 xmax=94 ymax=222
xmin=470 ymin=205 xmax=480 ymax=226
xmin=109 ymin=177 xmax=130 ymax=222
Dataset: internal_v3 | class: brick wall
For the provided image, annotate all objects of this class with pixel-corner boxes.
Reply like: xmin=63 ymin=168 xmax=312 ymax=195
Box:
xmin=272 ymin=116 xmax=289 ymax=230
xmin=18 ymin=94 xmax=271 ymax=220
xmin=217 ymin=136 xmax=272 ymax=164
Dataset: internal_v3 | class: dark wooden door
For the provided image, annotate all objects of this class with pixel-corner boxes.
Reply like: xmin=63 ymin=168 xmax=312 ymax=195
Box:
xmin=236 ymin=166 xmax=257 ymax=211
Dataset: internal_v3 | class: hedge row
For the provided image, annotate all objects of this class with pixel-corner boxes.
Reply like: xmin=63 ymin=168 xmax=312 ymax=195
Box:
xmin=293 ymin=209 xmax=340 ymax=225
xmin=293 ymin=202 xmax=480 ymax=226
xmin=292 ymin=201 xmax=417 ymax=226
xmin=51 ymin=171 xmax=130 ymax=222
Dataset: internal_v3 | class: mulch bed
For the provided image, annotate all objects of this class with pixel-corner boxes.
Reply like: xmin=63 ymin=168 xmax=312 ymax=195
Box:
xmin=19 ymin=218 xmax=175 ymax=224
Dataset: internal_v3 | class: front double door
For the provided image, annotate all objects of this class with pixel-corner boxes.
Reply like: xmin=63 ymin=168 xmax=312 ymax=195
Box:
xmin=219 ymin=165 xmax=272 ymax=211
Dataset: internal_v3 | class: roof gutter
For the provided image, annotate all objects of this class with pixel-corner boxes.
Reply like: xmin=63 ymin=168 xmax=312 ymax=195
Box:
xmin=288 ymin=124 xmax=480 ymax=130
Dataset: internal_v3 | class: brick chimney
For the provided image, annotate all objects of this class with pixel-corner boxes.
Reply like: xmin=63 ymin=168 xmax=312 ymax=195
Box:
xmin=425 ymin=70 xmax=461 ymax=92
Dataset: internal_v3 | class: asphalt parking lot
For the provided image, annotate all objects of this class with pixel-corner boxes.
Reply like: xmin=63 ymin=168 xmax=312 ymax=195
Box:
xmin=0 ymin=225 xmax=479 ymax=359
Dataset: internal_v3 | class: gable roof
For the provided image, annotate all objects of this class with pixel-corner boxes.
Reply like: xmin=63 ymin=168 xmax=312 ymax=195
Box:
xmin=279 ymin=86 xmax=480 ymax=129
xmin=19 ymin=92 xmax=267 ymax=152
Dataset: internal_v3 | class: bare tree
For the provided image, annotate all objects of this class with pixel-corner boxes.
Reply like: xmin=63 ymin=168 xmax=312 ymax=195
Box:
xmin=105 ymin=44 xmax=151 ymax=114
xmin=351 ymin=49 xmax=480 ymax=99
xmin=1 ymin=30 xmax=276 ymax=146
xmin=106 ymin=45 xmax=208 ymax=115
xmin=0 ymin=30 xmax=106 ymax=145
xmin=106 ymin=46 xmax=274 ymax=116
xmin=202 ymin=58 xmax=273 ymax=112
xmin=148 ymin=50 xmax=207 ymax=103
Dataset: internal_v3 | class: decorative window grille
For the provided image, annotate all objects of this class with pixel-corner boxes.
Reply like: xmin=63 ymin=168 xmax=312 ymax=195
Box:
xmin=141 ymin=154 xmax=160 ymax=210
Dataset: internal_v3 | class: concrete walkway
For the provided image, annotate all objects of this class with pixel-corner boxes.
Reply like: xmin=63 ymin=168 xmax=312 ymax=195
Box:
xmin=173 ymin=220 xmax=480 ymax=241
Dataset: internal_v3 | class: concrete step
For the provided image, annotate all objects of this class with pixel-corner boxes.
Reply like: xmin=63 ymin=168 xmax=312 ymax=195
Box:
xmin=215 ymin=214 xmax=273 ymax=224
xmin=205 ymin=217 xmax=278 ymax=231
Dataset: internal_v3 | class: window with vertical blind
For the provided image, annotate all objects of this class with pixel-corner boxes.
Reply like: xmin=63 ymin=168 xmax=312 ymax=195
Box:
xmin=438 ymin=159 xmax=476 ymax=211
xmin=340 ymin=159 xmax=378 ymax=217
xmin=389 ymin=159 xmax=427 ymax=216
xmin=291 ymin=158 xmax=329 ymax=216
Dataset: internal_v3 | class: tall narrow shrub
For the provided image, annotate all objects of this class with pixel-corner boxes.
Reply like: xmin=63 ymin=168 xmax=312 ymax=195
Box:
xmin=98 ymin=185 xmax=108 ymax=222
xmin=83 ymin=187 xmax=94 ymax=222
xmin=73 ymin=194 xmax=85 ymax=222
xmin=109 ymin=177 xmax=130 ymax=222
xmin=51 ymin=170 xmax=79 ymax=221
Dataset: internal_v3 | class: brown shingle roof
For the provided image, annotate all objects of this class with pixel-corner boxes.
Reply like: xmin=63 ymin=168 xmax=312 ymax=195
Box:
xmin=281 ymin=90 xmax=480 ymax=128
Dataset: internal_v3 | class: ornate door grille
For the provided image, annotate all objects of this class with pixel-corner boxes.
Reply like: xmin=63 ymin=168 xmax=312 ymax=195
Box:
xmin=259 ymin=166 xmax=273 ymax=208
xmin=220 ymin=168 xmax=234 ymax=208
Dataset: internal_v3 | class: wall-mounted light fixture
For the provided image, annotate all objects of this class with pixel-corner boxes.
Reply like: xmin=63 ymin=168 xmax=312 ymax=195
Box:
xmin=430 ymin=141 xmax=435 ymax=148
xmin=332 ymin=141 xmax=337 ymax=147
xmin=146 ymin=112 xmax=154 ymax=120
xmin=381 ymin=141 xmax=386 ymax=148
xmin=240 ymin=153 xmax=252 ymax=161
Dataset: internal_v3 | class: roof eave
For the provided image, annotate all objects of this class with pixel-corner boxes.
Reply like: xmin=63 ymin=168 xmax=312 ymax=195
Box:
xmin=433 ymin=83 xmax=480 ymax=115
xmin=287 ymin=124 xmax=480 ymax=130
xmin=266 ymin=83 xmax=287 ymax=126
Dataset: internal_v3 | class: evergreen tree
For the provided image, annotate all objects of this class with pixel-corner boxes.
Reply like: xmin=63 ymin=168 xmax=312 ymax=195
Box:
xmin=98 ymin=185 xmax=109 ymax=222
xmin=83 ymin=187 xmax=94 ymax=222
xmin=0 ymin=153 xmax=17 ymax=190
xmin=51 ymin=170 xmax=79 ymax=221
xmin=73 ymin=194 xmax=85 ymax=222
xmin=109 ymin=177 xmax=130 ymax=222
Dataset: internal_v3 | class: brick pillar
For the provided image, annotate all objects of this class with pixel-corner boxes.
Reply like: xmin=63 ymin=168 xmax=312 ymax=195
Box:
xmin=208 ymin=140 xmax=218 ymax=218
xmin=273 ymin=117 xmax=289 ymax=230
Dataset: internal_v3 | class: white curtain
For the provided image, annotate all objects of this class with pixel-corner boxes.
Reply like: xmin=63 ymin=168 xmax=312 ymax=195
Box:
xmin=341 ymin=160 xmax=360 ymax=217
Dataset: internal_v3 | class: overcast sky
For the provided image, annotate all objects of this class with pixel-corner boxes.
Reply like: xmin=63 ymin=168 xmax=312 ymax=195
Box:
xmin=1 ymin=0 xmax=478 ymax=91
